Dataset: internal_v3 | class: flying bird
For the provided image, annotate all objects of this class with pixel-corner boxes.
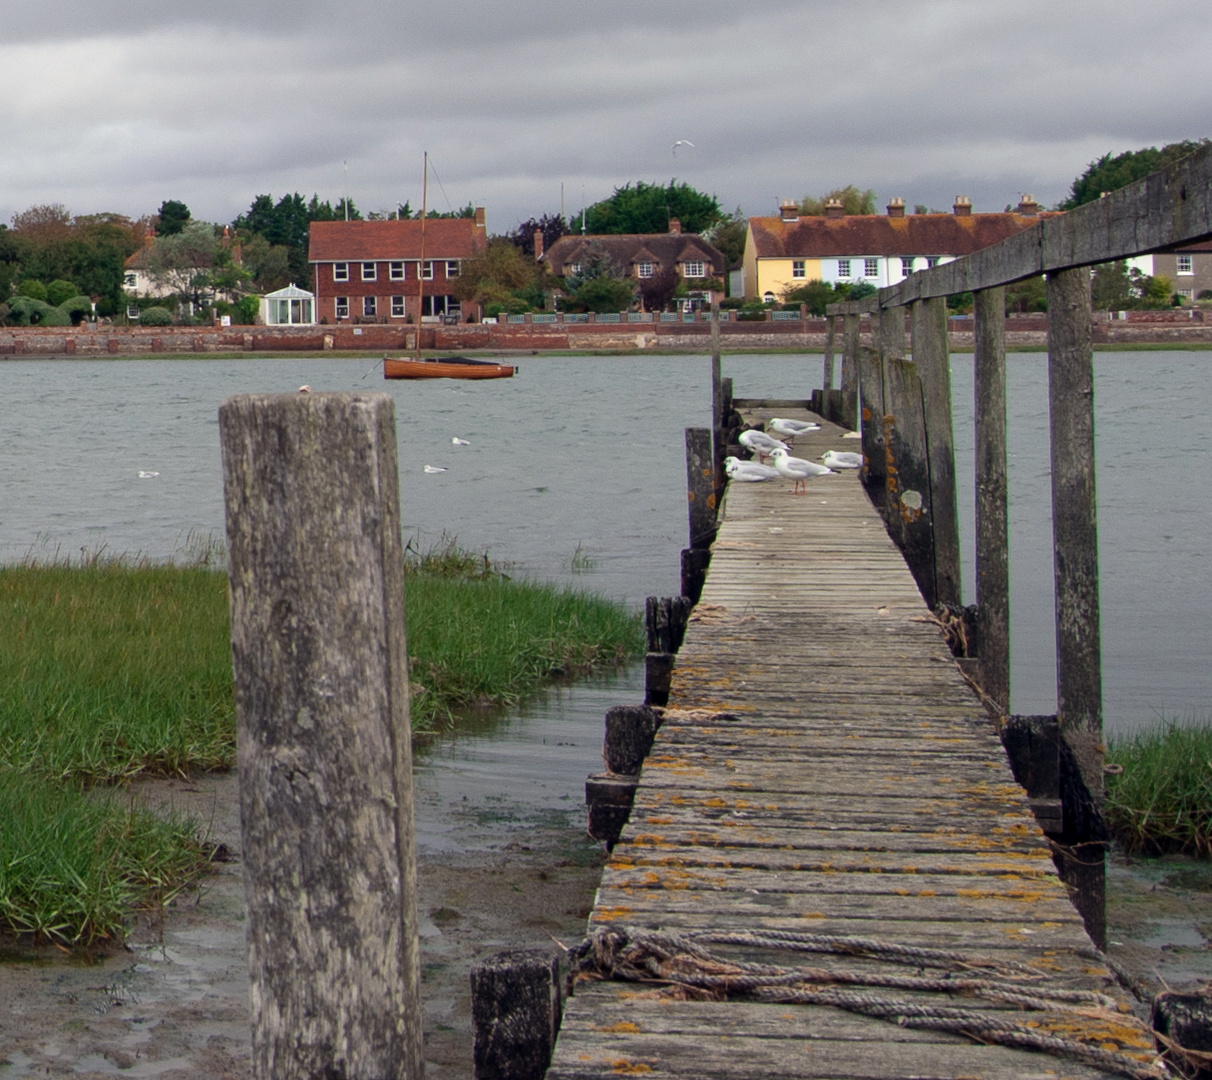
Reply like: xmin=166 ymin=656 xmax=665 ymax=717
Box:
xmin=822 ymin=450 xmax=863 ymax=470
xmin=672 ymin=140 xmax=696 ymax=156
xmin=770 ymin=448 xmax=833 ymax=494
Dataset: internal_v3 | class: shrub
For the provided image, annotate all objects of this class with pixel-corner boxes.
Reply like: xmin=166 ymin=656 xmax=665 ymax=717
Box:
xmin=59 ymin=296 xmax=93 ymax=325
xmin=7 ymin=296 xmax=69 ymax=326
xmin=139 ymin=306 xmax=173 ymax=326
xmin=17 ymin=279 xmax=47 ymax=302
xmin=45 ymin=279 xmax=79 ymax=306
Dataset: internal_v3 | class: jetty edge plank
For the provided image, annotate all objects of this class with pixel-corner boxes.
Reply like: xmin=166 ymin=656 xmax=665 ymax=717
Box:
xmin=546 ymin=410 xmax=1148 ymax=1080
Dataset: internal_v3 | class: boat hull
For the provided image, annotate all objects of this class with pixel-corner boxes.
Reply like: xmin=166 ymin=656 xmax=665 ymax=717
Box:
xmin=383 ymin=357 xmax=516 ymax=380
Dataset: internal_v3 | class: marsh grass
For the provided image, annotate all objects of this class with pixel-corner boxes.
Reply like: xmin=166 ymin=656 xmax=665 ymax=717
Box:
xmin=0 ymin=771 xmax=213 ymax=946
xmin=1105 ymin=721 xmax=1212 ymax=857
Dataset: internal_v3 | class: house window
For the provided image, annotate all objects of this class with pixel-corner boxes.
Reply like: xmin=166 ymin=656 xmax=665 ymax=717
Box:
xmin=333 ymin=263 xmax=349 ymax=282
xmin=422 ymin=261 xmax=434 ymax=280
xmin=791 ymin=260 xmax=806 ymax=278
xmin=124 ymin=272 xmax=137 ymax=287
xmin=837 ymin=259 xmax=851 ymax=278
xmin=901 ymin=257 xmax=915 ymax=276
xmin=1177 ymin=288 xmax=1194 ymax=299
xmin=391 ymin=295 xmax=405 ymax=317
xmin=683 ymin=261 xmax=705 ymax=278
xmin=362 ymin=262 xmax=377 ymax=281
xmin=390 ymin=261 xmax=406 ymax=280
xmin=864 ymin=258 xmax=879 ymax=278
xmin=446 ymin=260 xmax=460 ymax=278
xmin=926 ymin=256 xmax=940 ymax=268
xmin=566 ymin=262 xmax=582 ymax=277
xmin=637 ymin=262 xmax=654 ymax=279
xmin=335 ymin=296 xmax=349 ymax=319
xmin=363 ymin=296 xmax=377 ymax=318
xmin=1177 ymin=254 xmax=1194 ymax=274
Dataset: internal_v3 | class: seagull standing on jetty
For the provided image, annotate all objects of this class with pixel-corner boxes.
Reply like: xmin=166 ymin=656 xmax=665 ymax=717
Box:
xmin=739 ymin=429 xmax=788 ymax=463
xmin=725 ymin=456 xmax=780 ymax=482
xmin=822 ymin=450 xmax=863 ymax=470
xmin=768 ymin=417 xmax=821 ymax=445
xmin=770 ymin=448 xmax=833 ymax=494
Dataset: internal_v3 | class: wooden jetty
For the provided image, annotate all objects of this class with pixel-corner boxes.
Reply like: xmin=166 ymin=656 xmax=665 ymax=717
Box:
xmin=548 ymin=411 xmax=1154 ymax=1079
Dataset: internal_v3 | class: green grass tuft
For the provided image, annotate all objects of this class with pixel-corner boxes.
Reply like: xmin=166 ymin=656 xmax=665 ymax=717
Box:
xmin=0 ymin=771 xmax=214 ymax=946
xmin=1105 ymin=721 xmax=1212 ymax=858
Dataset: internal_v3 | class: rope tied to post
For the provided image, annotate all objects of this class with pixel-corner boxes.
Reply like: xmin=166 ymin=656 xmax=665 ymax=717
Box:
xmin=566 ymin=926 xmax=1166 ymax=1080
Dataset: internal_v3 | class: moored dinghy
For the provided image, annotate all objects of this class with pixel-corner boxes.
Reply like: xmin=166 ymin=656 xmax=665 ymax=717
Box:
xmin=383 ymin=356 xmax=517 ymax=380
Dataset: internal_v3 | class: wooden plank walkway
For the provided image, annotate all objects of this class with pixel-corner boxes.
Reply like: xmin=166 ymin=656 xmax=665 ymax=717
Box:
xmin=547 ymin=411 xmax=1152 ymax=1079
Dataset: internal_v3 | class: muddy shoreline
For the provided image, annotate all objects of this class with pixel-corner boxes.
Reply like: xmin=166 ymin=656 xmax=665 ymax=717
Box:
xmin=1 ymin=769 xmax=1208 ymax=1079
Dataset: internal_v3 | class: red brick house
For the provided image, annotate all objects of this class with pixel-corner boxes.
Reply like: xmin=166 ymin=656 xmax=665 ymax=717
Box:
xmin=309 ymin=211 xmax=487 ymax=324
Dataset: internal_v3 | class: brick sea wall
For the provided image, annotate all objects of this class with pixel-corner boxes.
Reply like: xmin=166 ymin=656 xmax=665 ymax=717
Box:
xmin=1 ymin=311 xmax=1210 ymax=357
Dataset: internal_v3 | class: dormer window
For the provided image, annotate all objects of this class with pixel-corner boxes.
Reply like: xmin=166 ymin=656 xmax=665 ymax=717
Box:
xmin=567 ymin=262 xmax=583 ymax=276
xmin=637 ymin=262 xmax=654 ymax=279
xmin=683 ymin=261 xmax=705 ymax=278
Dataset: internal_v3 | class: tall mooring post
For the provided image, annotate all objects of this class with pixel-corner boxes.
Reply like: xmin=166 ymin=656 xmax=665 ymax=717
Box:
xmin=840 ymin=311 xmax=861 ymax=431
xmin=1046 ymin=267 xmax=1106 ymax=948
xmin=219 ymin=392 xmax=423 ymax=1080
xmin=822 ymin=314 xmax=838 ymax=423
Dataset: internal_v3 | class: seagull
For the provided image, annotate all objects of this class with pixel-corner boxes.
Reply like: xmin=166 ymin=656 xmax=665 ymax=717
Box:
xmin=768 ymin=417 xmax=821 ymax=445
xmin=297 ymin=385 xmax=311 ymax=393
xmin=137 ymin=470 xmax=159 ymax=479
xmin=770 ymin=448 xmax=833 ymax=494
xmin=822 ymin=450 xmax=863 ymax=470
xmin=725 ymin=456 xmax=779 ymax=482
xmin=451 ymin=437 xmax=470 ymax=445
xmin=423 ymin=465 xmax=447 ymax=474
xmin=738 ymin=428 xmax=788 ymax=463
xmin=672 ymin=140 xmax=696 ymax=156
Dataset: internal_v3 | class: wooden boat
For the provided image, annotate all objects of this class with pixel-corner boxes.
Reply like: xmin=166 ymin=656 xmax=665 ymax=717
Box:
xmin=383 ymin=355 xmax=517 ymax=380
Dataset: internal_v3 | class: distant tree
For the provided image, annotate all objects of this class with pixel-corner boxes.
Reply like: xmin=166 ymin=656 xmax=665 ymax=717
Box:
xmin=510 ymin=213 xmax=569 ymax=258
xmin=234 ymin=193 xmax=360 ymax=285
xmin=449 ymin=238 xmax=541 ymax=309
xmin=45 ymin=279 xmax=78 ymax=306
xmin=145 ymin=220 xmax=220 ymax=308
xmin=582 ymin=180 xmax=723 ymax=235
xmin=572 ymin=274 xmax=637 ymax=313
xmin=1091 ymin=261 xmax=1134 ymax=311
xmin=701 ymin=207 xmax=747 ymax=270
xmin=847 ymin=281 xmax=877 ymax=301
xmin=637 ymin=265 xmax=681 ymax=311
xmin=156 ymin=200 xmax=192 ymax=236
xmin=17 ymin=279 xmax=48 ymax=301
xmin=240 ymin=233 xmax=293 ymax=293
xmin=1006 ymin=276 xmax=1047 ymax=314
xmin=799 ymin=186 xmax=877 ymax=216
xmin=1062 ymin=140 xmax=1209 ymax=209
xmin=10 ymin=204 xmax=72 ymax=241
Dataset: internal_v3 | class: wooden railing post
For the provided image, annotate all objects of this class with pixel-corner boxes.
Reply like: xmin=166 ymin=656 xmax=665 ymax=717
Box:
xmin=861 ymin=305 xmax=905 ymax=504
xmin=822 ymin=315 xmax=837 ymax=422
xmin=973 ymin=286 xmax=1009 ymax=714
xmin=1046 ymin=267 xmax=1106 ymax=948
xmin=881 ymin=356 xmax=935 ymax=603
xmin=911 ymin=296 xmax=961 ymax=607
xmin=219 ymin=392 xmax=423 ymax=1080
xmin=840 ymin=312 xmax=860 ymax=431
xmin=682 ymin=427 xmax=715 ymax=604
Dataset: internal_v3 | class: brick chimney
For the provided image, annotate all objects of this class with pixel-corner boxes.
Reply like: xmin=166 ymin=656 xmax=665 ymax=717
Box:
xmin=953 ymin=195 xmax=972 ymax=217
xmin=886 ymin=197 xmax=905 ymax=218
xmin=824 ymin=198 xmax=845 ymax=219
xmin=668 ymin=217 xmax=682 ymax=235
xmin=779 ymin=199 xmax=799 ymax=223
xmin=474 ymin=206 xmax=486 ymax=229
xmin=533 ymin=229 xmax=544 ymax=261
xmin=1017 ymin=194 xmax=1039 ymax=216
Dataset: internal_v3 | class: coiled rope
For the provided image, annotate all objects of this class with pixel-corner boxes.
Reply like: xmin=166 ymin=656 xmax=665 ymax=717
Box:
xmin=567 ymin=926 xmax=1165 ymax=1080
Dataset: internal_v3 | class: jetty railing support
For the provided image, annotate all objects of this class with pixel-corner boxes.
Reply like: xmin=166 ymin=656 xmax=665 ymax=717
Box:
xmin=1046 ymin=266 xmax=1106 ymax=948
xmin=822 ymin=315 xmax=838 ymax=423
xmin=682 ymin=427 xmax=715 ymax=605
xmin=973 ymin=286 xmax=1010 ymax=714
xmin=840 ymin=311 xmax=860 ymax=431
xmin=219 ymin=392 xmax=423 ymax=1080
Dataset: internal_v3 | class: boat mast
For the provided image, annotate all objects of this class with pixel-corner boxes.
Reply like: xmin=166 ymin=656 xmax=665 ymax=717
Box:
xmin=416 ymin=152 xmax=427 ymax=362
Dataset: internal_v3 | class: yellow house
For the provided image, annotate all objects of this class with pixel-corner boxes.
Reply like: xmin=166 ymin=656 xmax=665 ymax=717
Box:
xmin=743 ymin=196 xmax=1050 ymax=302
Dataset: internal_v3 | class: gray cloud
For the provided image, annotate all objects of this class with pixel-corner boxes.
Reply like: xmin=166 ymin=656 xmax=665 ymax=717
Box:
xmin=0 ymin=0 xmax=1207 ymax=237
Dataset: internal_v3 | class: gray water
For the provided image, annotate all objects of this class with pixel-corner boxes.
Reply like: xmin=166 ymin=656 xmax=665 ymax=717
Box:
xmin=1 ymin=352 xmax=1208 ymax=755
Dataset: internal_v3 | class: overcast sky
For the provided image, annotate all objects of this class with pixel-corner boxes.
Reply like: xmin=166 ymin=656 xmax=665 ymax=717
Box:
xmin=2 ymin=0 xmax=1207 ymax=234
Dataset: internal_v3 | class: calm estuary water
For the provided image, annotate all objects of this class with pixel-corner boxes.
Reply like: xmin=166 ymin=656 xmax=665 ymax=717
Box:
xmin=1 ymin=351 xmax=1208 ymax=740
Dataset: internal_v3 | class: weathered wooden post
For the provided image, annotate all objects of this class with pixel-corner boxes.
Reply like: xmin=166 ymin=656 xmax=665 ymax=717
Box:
xmin=911 ymin=296 xmax=961 ymax=607
xmin=1046 ymin=267 xmax=1106 ymax=948
xmin=219 ymin=392 xmax=423 ymax=1080
xmin=471 ymin=950 xmax=563 ymax=1080
xmin=822 ymin=314 xmax=838 ymax=422
xmin=973 ymin=286 xmax=1009 ymax=714
xmin=881 ymin=357 xmax=935 ymax=604
xmin=710 ymin=300 xmax=727 ymax=499
xmin=856 ymin=345 xmax=884 ymax=497
xmin=840 ymin=311 xmax=860 ymax=431
xmin=681 ymin=427 xmax=714 ymax=606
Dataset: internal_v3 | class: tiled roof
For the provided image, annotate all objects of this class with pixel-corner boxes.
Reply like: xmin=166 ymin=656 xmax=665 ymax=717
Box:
xmin=544 ymin=234 xmax=725 ymax=274
xmin=309 ymin=218 xmax=486 ymax=262
xmin=747 ymin=212 xmax=1056 ymax=259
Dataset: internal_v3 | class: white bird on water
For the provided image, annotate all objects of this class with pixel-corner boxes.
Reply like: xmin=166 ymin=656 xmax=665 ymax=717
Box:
xmin=769 ymin=448 xmax=833 ymax=494
xmin=768 ymin=417 xmax=821 ymax=445
xmin=452 ymin=437 xmax=470 ymax=445
xmin=423 ymin=465 xmax=447 ymax=474
xmin=724 ymin=456 xmax=779 ymax=482
xmin=738 ymin=428 xmax=788 ymax=463
xmin=822 ymin=450 xmax=863 ymax=470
